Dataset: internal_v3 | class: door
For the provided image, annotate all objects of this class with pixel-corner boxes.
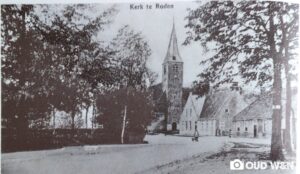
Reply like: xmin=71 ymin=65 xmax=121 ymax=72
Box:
xmin=172 ymin=122 xmax=177 ymax=131
xmin=254 ymin=125 xmax=257 ymax=138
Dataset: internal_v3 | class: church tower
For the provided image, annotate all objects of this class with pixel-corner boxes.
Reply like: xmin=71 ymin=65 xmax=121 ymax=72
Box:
xmin=162 ymin=22 xmax=183 ymax=131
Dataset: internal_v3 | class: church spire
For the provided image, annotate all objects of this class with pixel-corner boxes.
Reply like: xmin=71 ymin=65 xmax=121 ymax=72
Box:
xmin=164 ymin=21 xmax=182 ymax=63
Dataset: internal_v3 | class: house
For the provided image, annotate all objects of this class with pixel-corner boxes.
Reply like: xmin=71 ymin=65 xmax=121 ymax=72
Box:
xmin=179 ymin=92 xmax=205 ymax=136
xmin=232 ymin=89 xmax=297 ymax=140
xmin=199 ymin=88 xmax=249 ymax=136
xmin=232 ymin=93 xmax=272 ymax=138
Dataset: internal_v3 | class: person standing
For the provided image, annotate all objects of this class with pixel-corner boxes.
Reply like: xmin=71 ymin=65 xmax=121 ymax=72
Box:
xmin=193 ymin=121 xmax=200 ymax=141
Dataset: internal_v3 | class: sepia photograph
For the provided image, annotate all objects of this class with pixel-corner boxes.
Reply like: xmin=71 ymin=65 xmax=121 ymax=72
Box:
xmin=1 ymin=0 xmax=299 ymax=173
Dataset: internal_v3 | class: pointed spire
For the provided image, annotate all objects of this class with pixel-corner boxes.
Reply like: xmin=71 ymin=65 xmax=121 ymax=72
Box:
xmin=164 ymin=20 xmax=182 ymax=63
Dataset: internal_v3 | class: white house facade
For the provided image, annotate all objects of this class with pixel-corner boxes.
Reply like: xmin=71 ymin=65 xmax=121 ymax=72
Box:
xmin=179 ymin=92 xmax=205 ymax=136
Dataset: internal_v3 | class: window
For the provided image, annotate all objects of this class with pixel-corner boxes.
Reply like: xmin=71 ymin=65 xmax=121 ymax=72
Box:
xmin=164 ymin=66 xmax=166 ymax=74
xmin=186 ymin=121 xmax=188 ymax=130
xmin=237 ymin=127 xmax=240 ymax=131
xmin=173 ymin=65 xmax=178 ymax=72
xmin=190 ymin=121 xmax=192 ymax=130
xmin=245 ymin=127 xmax=248 ymax=131
xmin=225 ymin=109 xmax=228 ymax=113
xmin=173 ymin=56 xmax=176 ymax=60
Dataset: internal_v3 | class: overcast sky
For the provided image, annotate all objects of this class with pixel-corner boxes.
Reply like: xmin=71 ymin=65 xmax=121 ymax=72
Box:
xmin=96 ymin=1 xmax=207 ymax=87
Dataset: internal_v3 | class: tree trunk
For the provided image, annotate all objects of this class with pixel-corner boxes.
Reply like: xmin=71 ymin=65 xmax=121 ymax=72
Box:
xmin=85 ymin=106 xmax=89 ymax=129
xmin=284 ymin=64 xmax=293 ymax=153
xmin=92 ymin=102 xmax=96 ymax=129
xmin=71 ymin=111 xmax=75 ymax=130
xmin=291 ymin=109 xmax=297 ymax=150
xmin=269 ymin=3 xmax=284 ymax=161
xmin=270 ymin=58 xmax=284 ymax=161
xmin=52 ymin=107 xmax=56 ymax=134
xmin=121 ymin=105 xmax=127 ymax=144
xmin=278 ymin=7 xmax=293 ymax=154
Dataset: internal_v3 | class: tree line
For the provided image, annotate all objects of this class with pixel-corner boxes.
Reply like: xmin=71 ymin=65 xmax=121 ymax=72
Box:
xmin=1 ymin=5 xmax=155 ymax=145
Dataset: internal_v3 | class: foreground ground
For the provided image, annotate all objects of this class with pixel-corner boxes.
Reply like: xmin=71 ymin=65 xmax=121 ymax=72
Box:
xmin=1 ymin=135 xmax=295 ymax=174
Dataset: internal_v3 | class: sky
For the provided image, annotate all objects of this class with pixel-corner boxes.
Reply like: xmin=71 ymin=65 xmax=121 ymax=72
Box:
xmin=96 ymin=1 xmax=206 ymax=87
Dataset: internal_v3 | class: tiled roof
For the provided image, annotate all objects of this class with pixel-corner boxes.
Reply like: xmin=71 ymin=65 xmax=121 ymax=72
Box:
xmin=233 ymin=93 xmax=272 ymax=121
xmin=200 ymin=89 xmax=249 ymax=119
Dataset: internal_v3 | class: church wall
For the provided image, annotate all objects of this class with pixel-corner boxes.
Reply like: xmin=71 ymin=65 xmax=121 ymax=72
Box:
xmin=165 ymin=62 xmax=183 ymax=127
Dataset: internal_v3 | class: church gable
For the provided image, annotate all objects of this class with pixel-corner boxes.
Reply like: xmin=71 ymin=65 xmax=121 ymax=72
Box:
xmin=149 ymin=83 xmax=168 ymax=114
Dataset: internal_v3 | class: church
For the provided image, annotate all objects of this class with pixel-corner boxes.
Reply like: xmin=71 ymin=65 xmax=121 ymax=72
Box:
xmin=149 ymin=23 xmax=184 ymax=132
xmin=162 ymin=23 xmax=184 ymax=131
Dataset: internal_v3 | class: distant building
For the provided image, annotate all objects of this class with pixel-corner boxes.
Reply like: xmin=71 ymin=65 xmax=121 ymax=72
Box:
xmin=179 ymin=92 xmax=205 ymax=136
xmin=232 ymin=93 xmax=272 ymax=138
xmin=199 ymin=89 xmax=249 ymax=136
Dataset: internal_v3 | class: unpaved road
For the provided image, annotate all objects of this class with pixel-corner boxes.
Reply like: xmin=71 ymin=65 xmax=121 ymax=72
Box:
xmin=2 ymin=135 xmax=226 ymax=174
xmin=140 ymin=141 xmax=295 ymax=174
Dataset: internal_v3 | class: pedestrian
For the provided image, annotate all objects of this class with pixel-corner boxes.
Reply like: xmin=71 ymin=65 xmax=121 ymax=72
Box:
xmin=193 ymin=121 xmax=199 ymax=142
xmin=229 ymin=129 xmax=232 ymax=138
xmin=217 ymin=128 xmax=221 ymax=136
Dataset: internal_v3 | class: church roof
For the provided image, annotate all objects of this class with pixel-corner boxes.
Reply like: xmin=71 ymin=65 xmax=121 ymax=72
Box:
xmin=149 ymin=83 xmax=167 ymax=113
xmin=164 ymin=22 xmax=182 ymax=63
